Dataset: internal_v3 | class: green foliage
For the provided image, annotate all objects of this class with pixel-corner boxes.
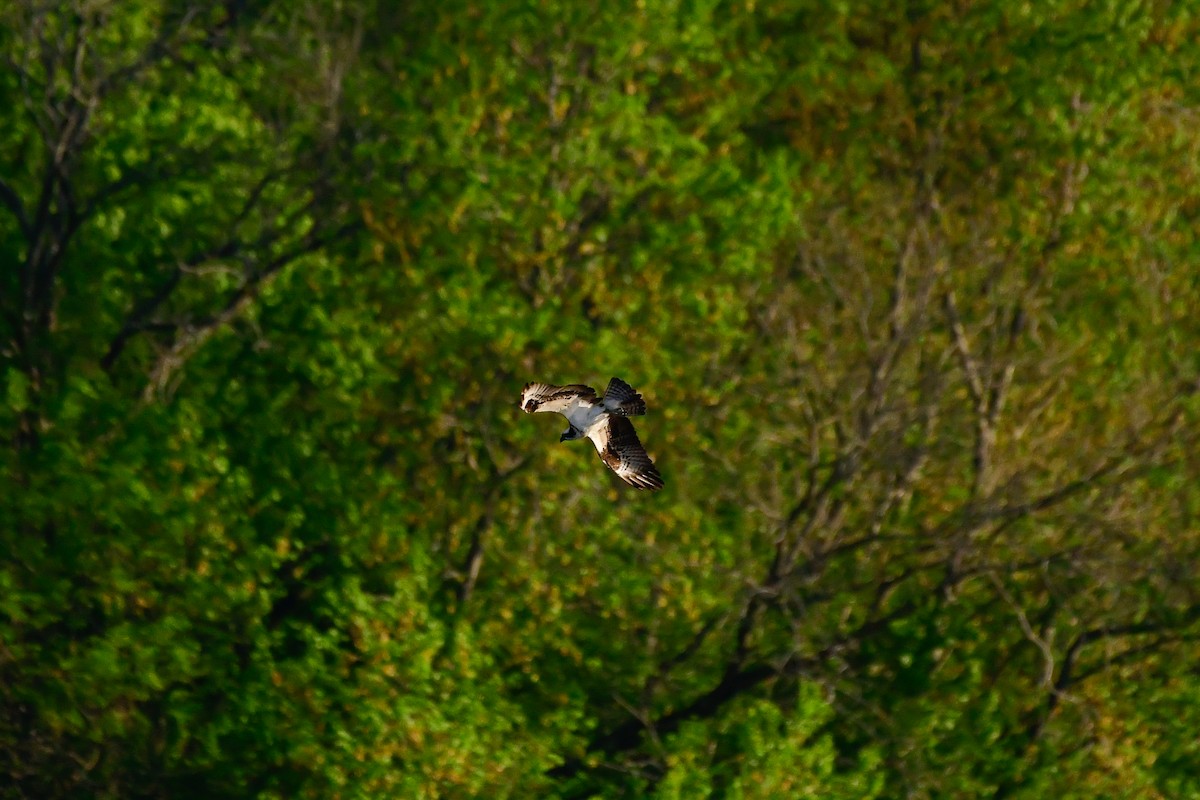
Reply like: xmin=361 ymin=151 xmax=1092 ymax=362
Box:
xmin=2 ymin=0 xmax=1199 ymax=798
xmin=657 ymin=686 xmax=884 ymax=800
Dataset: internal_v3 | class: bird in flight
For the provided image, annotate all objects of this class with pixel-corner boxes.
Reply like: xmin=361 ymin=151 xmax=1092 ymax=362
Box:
xmin=519 ymin=377 xmax=664 ymax=491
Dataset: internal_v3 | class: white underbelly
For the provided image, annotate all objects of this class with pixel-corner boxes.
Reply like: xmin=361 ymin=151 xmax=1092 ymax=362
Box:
xmin=564 ymin=401 xmax=604 ymax=431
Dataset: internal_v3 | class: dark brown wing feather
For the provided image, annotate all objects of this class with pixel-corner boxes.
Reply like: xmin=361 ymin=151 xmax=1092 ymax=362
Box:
xmin=589 ymin=415 xmax=664 ymax=491
xmin=602 ymin=377 xmax=647 ymax=416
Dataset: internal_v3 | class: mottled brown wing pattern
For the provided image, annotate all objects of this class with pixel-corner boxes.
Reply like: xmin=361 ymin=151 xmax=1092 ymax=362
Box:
xmin=594 ymin=416 xmax=663 ymax=491
xmin=520 ymin=382 xmax=597 ymax=414
xmin=602 ymin=377 xmax=647 ymax=416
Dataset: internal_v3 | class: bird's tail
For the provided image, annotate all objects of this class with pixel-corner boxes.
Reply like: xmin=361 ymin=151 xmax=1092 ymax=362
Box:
xmin=603 ymin=377 xmax=647 ymax=416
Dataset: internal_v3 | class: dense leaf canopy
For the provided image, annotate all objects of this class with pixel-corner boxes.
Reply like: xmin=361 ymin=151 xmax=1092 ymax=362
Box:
xmin=3 ymin=1 xmax=1199 ymax=797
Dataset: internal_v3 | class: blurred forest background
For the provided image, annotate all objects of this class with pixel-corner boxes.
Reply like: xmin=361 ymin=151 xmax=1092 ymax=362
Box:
xmin=3 ymin=1 xmax=1200 ymax=797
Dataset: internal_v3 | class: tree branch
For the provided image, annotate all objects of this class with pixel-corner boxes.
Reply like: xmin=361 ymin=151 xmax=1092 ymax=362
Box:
xmin=143 ymin=218 xmax=361 ymax=396
xmin=0 ymin=179 xmax=31 ymax=238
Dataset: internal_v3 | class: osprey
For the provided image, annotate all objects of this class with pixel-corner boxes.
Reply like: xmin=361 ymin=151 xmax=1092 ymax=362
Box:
xmin=519 ymin=377 xmax=664 ymax=491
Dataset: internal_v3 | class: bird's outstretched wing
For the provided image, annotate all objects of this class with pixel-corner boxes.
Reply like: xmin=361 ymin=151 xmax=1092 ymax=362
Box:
xmin=586 ymin=415 xmax=664 ymax=490
xmin=520 ymin=382 xmax=597 ymax=414
xmin=601 ymin=377 xmax=647 ymax=416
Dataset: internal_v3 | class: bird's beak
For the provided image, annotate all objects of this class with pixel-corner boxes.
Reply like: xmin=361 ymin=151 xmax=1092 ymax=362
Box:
xmin=559 ymin=433 xmax=568 ymax=442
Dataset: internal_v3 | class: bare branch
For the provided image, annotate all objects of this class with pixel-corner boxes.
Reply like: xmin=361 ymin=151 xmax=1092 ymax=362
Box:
xmin=142 ymin=222 xmax=358 ymax=397
xmin=100 ymin=266 xmax=185 ymax=372
xmin=988 ymin=573 xmax=1061 ymax=694
xmin=942 ymin=289 xmax=983 ymax=402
